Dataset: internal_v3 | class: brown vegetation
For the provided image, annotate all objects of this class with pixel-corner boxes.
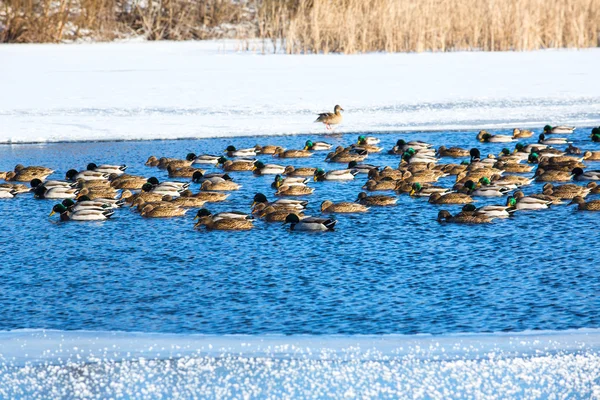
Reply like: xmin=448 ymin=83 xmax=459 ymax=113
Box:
xmin=1 ymin=0 xmax=599 ymax=53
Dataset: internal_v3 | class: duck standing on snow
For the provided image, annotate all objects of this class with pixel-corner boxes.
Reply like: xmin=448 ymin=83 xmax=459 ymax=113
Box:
xmin=315 ymin=105 xmax=343 ymax=130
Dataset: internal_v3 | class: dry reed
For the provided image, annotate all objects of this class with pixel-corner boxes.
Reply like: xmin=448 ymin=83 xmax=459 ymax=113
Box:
xmin=1 ymin=0 xmax=599 ymax=53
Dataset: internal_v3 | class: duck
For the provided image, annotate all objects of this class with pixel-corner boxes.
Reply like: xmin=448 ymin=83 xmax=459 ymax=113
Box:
xmin=460 ymin=204 xmax=513 ymax=219
xmin=477 ymin=131 xmax=514 ymax=143
xmin=348 ymin=161 xmax=379 ymax=174
xmin=273 ymin=147 xmax=313 ymax=158
xmin=497 ymin=148 xmax=527 ymax=163
xmin=5 ymin=169 xmax=53 ymax=182
xmin=363 ymin=179 xmax=398 ymax=191
xmin=254 ymin=145 xmax=279 ymax=155
xmin=351 ymin=143 xmax=383 ymax=154
xmin=275 ymin=185 xmax=315 ymax=196
xmin=488 ymin=174 xmax=533 ymax=187
xmin=514 ymin=143 xmax=547 ymax=155
xmin=30 ymin=178 xmax=75 ymax=190
xmin=538 ymin=133 xmax=570 ymax=145
xmin=161 ymin=195 xmax=207 ymax=208
xmin=216 ymin=157 xmax=256 ymax=171
xmin=65 ymin=169 xmax=108 ymax=182
xmin=357 ymin=135 xmax=380 ymax=145
xmin=461 ymin=180 xmax=509 ymax=197
xmin=258 ymin=206 xmax=305 ymax=222
xmin=512 ymin=128 xmax=534 ymax=139
xmin=409 ymin=182 xmax=450 ymax=197
xmin=534 ymin=168 xmax=573 ymax=182
xmin=224 ymin=146 xmax=257 ymax=158
xmin=304 ymin=140 xmax=332 ymax=151
xmin=283 ymin=165 xmax=317 ymax=177
xmin=34 ymin=185 xmax=79 ymax=199
xmin=140 ymin=183 xmax=180 ymax=198
xmin=200 ymin=180 xmax=240 ymax=191
xmin=436 ymin=146 xmax=470 ymax=158
xmin=437 ymin=210 xmax=492 ymax=224
xmin=252 ymin=193 xmax=308 ymax=210
xmin=194 ymin=208 xmax=253 ymax=222
xmin=109 ymin=174 xmax=148 ymax=189
xmin=389 ymin=139 xmax=432 ymax=154
xmin=493 ymin=161 xmax=533 ymax=173
xmin=64 ymin=196 xmax=122 ymax=210
xmin=76 ymin=187 xmax=118 ymax=200
xmin=314 ymin=168 xmax=358 ymax=181
xmin=356 ymin=192 xmax=397 ymax=206
xmin=370 ymin=168 xmax=407 ymax=181
xmin=86 ymin=163 xmax=127 ymax=175
xmin=147 ymin=177 xmax=189 ymax=192
xmin=542 ymin=183 xmax=590 ymax=199
xmin=271 ymin=175 xmax=309 ymax=189
xmin=160 ymin=156 xmax=195 ymax=170
xmin=0 ymin=183 xmax=28 ymax=194
xmin=506 ymin=193 xmax=551 ymax=211
xmin=572 ymin=167 xmax=600 ymax=181
xmin=187 ymin=153 xmax=221 ymax=165
xmin=253 ymin=161 xmax=286 ymax=175
xmin=568 ymin=196 xmax=600 ymax=211
xmin=284 ymin=213 xmax=336 ymax=231
xmin=325 ymin=147 xmax=368 ymax=163
xmin=428 ymin=192 xmax=473 ymax=204
xmin=194 ymin=216 xmax=254 ymax=231
xmin=566 ymin=144 xmax=582 ymax=155
xmin=140 ymin=204 xmax=187 ymax=218
xmin=544 ymin=125 xmax=575 ymax=134
xmin=0 ymin=188 xmax=17 ymax=198
xmin=401 ymin=169 xmax=447 ymax=183
xmin=191 ymin=171 xmax=233 ymax=183
xmin=315 ymin=105 xmax=343 ymax=130
xmin=50 ymin=203 xmax=114 ymax=221
xmin=121 ymin=190 xmax=164 ymax=205
xmin=167 ymin=165 xmax=205 ymax=178
xmin=320 ymin=200 xmax=369 ymax=213
xmin=182 ymin=190 xmax=229 ymax=203
xmin=583 ymin=151 xmax=600 ymax=161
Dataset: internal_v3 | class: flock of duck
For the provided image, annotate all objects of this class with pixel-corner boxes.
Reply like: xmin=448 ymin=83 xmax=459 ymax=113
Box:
xmin=2 ymin=105 xmax=600 ymax=230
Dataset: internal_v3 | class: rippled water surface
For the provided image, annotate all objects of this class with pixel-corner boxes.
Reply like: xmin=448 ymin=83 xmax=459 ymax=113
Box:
xmin=1 ymin=128 xmax=600 ymax=335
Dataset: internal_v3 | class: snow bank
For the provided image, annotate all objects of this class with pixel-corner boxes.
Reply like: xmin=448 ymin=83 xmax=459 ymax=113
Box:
xmin=1 ymin=41 xmax=599 ymax=143
xmin=0 ymin=329 xmax=599 ymax=398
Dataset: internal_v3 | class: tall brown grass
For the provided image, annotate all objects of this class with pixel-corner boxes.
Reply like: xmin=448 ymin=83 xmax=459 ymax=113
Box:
xmin=1 ymin=0 xmax=599 ymax=53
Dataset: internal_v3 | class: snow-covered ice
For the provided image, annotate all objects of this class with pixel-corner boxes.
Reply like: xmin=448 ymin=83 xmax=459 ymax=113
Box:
xmin=1 ymin=41 xmax=599 ymax=143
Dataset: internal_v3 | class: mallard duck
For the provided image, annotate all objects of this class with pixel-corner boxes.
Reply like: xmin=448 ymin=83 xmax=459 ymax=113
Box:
xmin=357 ymin=135 xmax=380 ymax=145
xmin=348 ymin=161 xmax=379 ymax=174
xmin=63 ymin=197 xmax=121 ymax=211
xmin=586 ymin=182 xmax=600 ymax=194
xmin=147 ymin=177 xmax=189 ymax=192
xmin=77 ymin=178 xmax=112 ymax=190
xmin=5 ymin=169 xmax=53 ymax=182
xmin=461 ymin=180 xmax=509 ymax=197
xmin=436 ymin=163 xmax=468 ymax=175
xmin=275 ymin=185 xmax=314 ymax=196
xmin=493 ymin=161 xmax=533 ymax=174
xmin=162 ymin=157 xmax=194 ymax=170
xmin=437 ymin=210 xmax=492 ymax=224
xmin=389 ymin=139 xmax=432 ymax=154
xmin=253 ymin=161 xmax=286 ymax=175
xmin=538 ymin=133 xmax=569 ymax=145
xmin=87 ymin=163 xmax=127 ymax=175
xmin=254 ymin=145 xmax=279 ymax=155
xmin=542 ymin=183 xmax=590 ymax=199
xmin=284 ymin=213 xmax=336 ymax=231
xmin=409 ymin=182 xmax=450 ymax=197
xmin=497 ymin=148 xmax=527 ymax=163
xmin=273 ymin=147 xmax=312 ymax=158
xmin=252 ymin=193 xmax=308 ymax=210
xmin=534 ymin=168 xmax=572 ymax=182
xmin=161 ymin=195 xmax=207 ymax=208
xmin=514 ymin=143 xmax=547 ymax=156
xmin=429 ymin=193 xmax=473 ymax=204
xmin=512 ymin=128 xmax=533 ymax=139
xmin=326 ymin=147 xmax=368 ymax=163
xmin=258 ymin=206 xmax=305 ymax=222
xmin=436 ymin=146 xmax=470 ymax=158
xmin=477 ymin=131 xmax=514 ymax=143
xmin=65 ymin=169 xmax=108 ymax=182
xmin=109 ymin=174 xmax=147 ymax=189
xmin=489 ymin=175 xmax=533 ymax=187
xmin=351 ymin=143 xmax=383 ymax=154
xmin=30 ymin=178 xmax=75 ymax=190
xmin=194 ymin=216 xmax=253 ymax=230
xmin=544 ymin=125 xmax=575 ymax=134
xmin=460 ymin=204 xmax=513 ymax=219
xmin=566 ymin=144 xmax=581 ymax=155
xmin=370 ymin=168 xmax=406 ymax=181
xmin=583 ymin=151 xmax=600 ymax=161
xmin=402 ymin=169 xmax=447 ymax=183
xmin=573 ymin=167 xmax=600 ymax=181
xmin=77 ymin=187 xmax=118 ymax=200
xmin=0 ymin=183 xmax=28 ymax=194
xmin=569 ymin=196 xmax=600 ymax=211
xmin=187 ymin=153 xmax=221 ymax=165
xmin=34 ymin=185 xmax=79 ymax=199
xmin=320 ymin=200 xmax=368 ymax=213
xmin=194 ymin=208 xmax=253 ymax=221
xmin=506 ymin=193 xmax=551 ymax=210
xmin=0 ymin=188 xmax=17 ymax=198
xmin=184 ymin=190 xmax=229 ymax=203
xmin=315 ymin=105 xmax=343 ymax=130
xmin=140 ymin=204 xmax=187 ymax=218
xmin=304 ymin=140 xmax=332 ymax=151
xmin=224 ymin=146 xmax=257 ymax=158
xmin=356 ymin=192 xmax=397 ymax=206
xmin=50 ymin=203 xmax=114 ymax=221
xmin=200 ymin=180 xmax=240 ymax=192
xmin=217 ymin=157 xmax=256 ymax=171
xmin=167 ymin=165 xmax=205 ymax=178
xmin=314 ymin=168 xmax=358 ymax=181
xmin=363 ymin=179 xmax=397 ymax=191
xmin=271 ymin=175 xmax=308 ymax=189
xmin=283 ymin=165 xmax=317 ymax=177
xmin=191 ymin=171 xmax=233 ymax=183
xmin=121 ymin=190 xmax=164 ymax=205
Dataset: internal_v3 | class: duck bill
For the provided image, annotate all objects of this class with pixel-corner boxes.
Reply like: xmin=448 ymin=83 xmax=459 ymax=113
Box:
xmin=409 ymin=189 xmax=415 ymax=196
xmin=193 ymin=215 xmax=199 ymax=220
xmin=49 ymin=210 xmax=55 ymax=217
xmin=251 ymin=201 xmax=257 ymax=208
xmin=193 ymin=220 xmax=202 ymax=228
xmin=313 ymin=176 xmax=318 ymax=182
xmin=303 ymin=146 xmax=309 ymax=150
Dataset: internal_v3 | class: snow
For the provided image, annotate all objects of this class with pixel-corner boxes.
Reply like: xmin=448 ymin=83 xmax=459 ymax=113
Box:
xmin=0 ymin=329 xmax=599 ymax=398
xmin=0 ymin=40 xmax=599 ymax=143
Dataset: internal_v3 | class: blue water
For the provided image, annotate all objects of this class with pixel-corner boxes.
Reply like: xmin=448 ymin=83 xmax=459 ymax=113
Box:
xmin=1 ymin=128 xmax=599 ymax=336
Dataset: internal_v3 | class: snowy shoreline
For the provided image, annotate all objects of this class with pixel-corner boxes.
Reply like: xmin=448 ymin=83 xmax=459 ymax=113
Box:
xmin=1 ymin=41 xmax=599 ymax=144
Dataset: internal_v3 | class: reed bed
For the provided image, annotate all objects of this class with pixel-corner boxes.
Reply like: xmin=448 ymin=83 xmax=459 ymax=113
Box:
xmin=1 ymin=0 xmax=599 ymax=53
